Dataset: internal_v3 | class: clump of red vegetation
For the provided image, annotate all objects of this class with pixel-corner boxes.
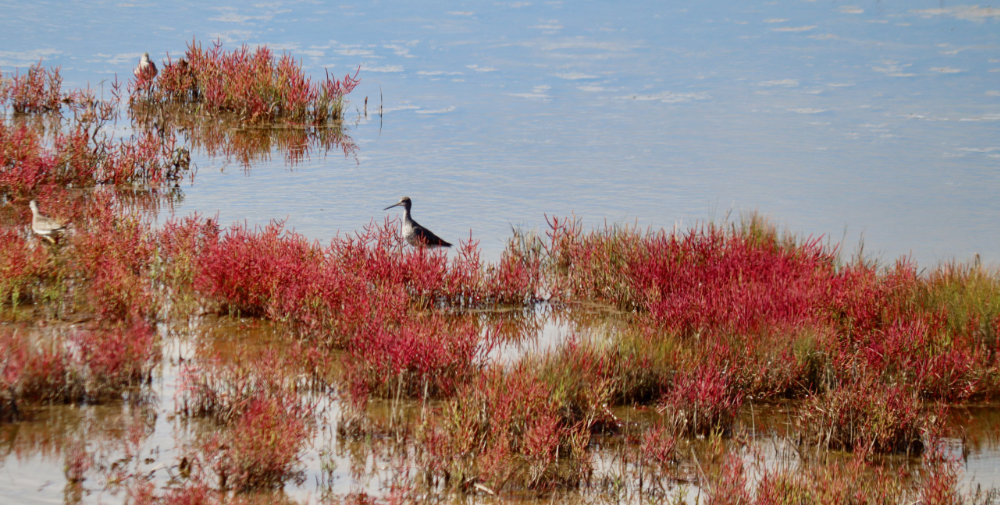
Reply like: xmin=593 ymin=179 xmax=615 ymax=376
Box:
xmin=0 ymin=61 xmax=70 ymax=113
xmin=191 ymin=219 xmax=542 ymax=334
xmin=134 ymin=39 xmax=360 ymax=123
xmin=660 ymin=364 xmax=743 ymax=436
xmin=128 ymin=37 xmax=363 ymax=169
xmin=545 ymin=214 xmax=1000 ymax=455
xmin=344 ymin=314 xmax=493 ymax=402
xmin=547 ymin=214 xmax=836 ymax=334
xmin=421 ymin=363 xmax=595 ymax=494
xmin=193 ymin=220 xmax=323 ymax=319
xmin=410 ymin=339 xmax=629 ymax=494
xmin=176 ymin=351 xmax=315 ymax=491
xmin=211 ymin=391 xmax=313 ymax=490
xmin=637 ymin=422 xmax=678 ymax=485
xmin=0 ymin=227 xmax=50 ymax=306
xmin=66 ymin=197 xmax=159 ymax=321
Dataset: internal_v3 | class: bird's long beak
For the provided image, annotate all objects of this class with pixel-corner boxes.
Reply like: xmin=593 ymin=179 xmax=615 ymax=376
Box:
xmin=384 ymin=201 xmax=403 ymax=210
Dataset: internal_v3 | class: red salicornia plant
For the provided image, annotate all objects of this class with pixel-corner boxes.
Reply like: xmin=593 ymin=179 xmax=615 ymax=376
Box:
xmin=0 ymin=61 xmax=70 ymax=113
xmin=133 ymin=39 xmax=360 ymax=124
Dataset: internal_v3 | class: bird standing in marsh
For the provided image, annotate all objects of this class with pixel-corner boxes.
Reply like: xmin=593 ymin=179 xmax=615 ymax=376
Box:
xmin=28 ymin=200 xmax=68 ymax=244
xmin=384 ymin=196 xmax=452 ymax=248
xmin=134 ymin=52 xmax=157 ymax=80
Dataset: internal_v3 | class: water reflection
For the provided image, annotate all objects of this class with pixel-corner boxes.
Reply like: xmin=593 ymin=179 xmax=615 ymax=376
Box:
xmin=130 ymin=102 xmax=358 ymax=171
xmin=0 ymin=402 xmax=160 ymax=505
xmin=4 ymin=305 xmax=1000 ymax=503
xmin=949 ymin=405 xmax=1000 ymax=455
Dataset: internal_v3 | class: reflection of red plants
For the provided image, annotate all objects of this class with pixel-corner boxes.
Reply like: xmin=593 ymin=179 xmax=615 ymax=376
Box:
xmin=1 ymin=321 xmax=157 ymax=410
xmin=639 ymin=423 xmax=677 ymax=472
xmin=12 ymin=343 xmax=74 ymax=405
xmin=125 ymin=481 xmax=214 ymax=505
xmin=1 ymin=99 xmax=178 ymax=197
xmin=63 ymin=441 xmax=93 ymax=483
xmin=176 ymin=351 xmax=314 ymax=490
xmin=797 ymin=372 xmax=929 ymax=454
xmin=707 ymin=454 xmax=751 ymax=505
xmin=730 ymin=452 xmax=908 ymax=504
xmin=72 ymin=320 xmax=157 ymax=398
xmin=99 ymin=130 xmax=181 ymax=186
xmin=919 ymin=446 xmax=963 ymax=505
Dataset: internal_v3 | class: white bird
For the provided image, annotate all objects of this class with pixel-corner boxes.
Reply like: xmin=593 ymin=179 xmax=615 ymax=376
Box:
xmin=134 ymin=52 xmax=158 ymax=80
xmin=384 ymin=196 xmax=452 ymax=248
xmin=28 ymin=200 xmax=68 ymax=244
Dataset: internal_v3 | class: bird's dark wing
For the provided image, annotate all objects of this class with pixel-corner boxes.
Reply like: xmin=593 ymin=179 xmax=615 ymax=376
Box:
xmin=413 ymin=223 xmax=451 ymax=247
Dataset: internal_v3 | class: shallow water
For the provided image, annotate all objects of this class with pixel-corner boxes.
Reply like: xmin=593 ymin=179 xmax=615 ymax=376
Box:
xmin=2 ymin=312 xmax=1000 ymax=504
xmin=3 ymin=0 xmax=1000 ymax=503
xmin=3 ymin=0 xmax=998 ymax=265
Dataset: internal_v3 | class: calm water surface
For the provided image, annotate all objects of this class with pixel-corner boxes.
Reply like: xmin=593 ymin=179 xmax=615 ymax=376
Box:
xmin=2 ymin=1 xmax=1000 ymax=503
xmin=3 ymin=0 xmax=998 ymax=265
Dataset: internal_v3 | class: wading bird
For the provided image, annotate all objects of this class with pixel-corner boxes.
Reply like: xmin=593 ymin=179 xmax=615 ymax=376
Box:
xmin=28 ymin=200 xmax=68 ymax=244
xmin=134 ymin=52 xmax=157 ymax=80
xmin=384 ymin=196 xmax=452 ymax=248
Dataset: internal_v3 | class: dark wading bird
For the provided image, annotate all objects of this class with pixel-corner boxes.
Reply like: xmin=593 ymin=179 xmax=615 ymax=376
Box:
xmin=28 ymin=200 xmax=68 ymax=244
xmin=384 ymin=196 xmax=452 ymax=248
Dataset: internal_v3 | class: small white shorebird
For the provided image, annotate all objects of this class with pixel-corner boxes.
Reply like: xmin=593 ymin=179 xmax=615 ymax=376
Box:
xmin=384 ymin=196 xmax=452 ymax=248
xmin=134 ymin=52 xmax=158 ymax=80
xmin=28 ymin=200 xmax=68 ymax=244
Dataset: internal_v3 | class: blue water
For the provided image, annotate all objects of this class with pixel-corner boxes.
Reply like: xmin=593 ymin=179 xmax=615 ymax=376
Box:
xmin=3 ymin=1 xmax=999 ymax=266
